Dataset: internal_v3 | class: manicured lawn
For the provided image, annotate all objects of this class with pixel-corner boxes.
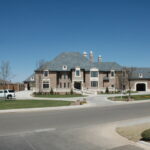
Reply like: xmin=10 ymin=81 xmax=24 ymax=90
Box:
xmin=117 ymin=123 xmax=150 ymax=142
xmin=109 ymin=95 xmax=150 ymax=101
xmin=0 ymin=100 xmax=72 ymax=110
xmin=34 ymin=94 xmax=85 ymax=98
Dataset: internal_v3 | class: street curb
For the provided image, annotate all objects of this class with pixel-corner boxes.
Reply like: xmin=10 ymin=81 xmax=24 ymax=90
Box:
xmin=106 ymin=98 xmax=150 ymax=104
xmin=0 ymin=104 xmax=93 ymax=114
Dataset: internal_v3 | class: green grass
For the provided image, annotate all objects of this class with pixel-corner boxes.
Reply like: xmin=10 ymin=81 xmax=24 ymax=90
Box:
xmin=109 ymin=95 xmax=150 ymax=101
xmin=0 ymin=100 xmax=72 ymax=110
xmin=34 ymin=94 xmax=85 ymax=98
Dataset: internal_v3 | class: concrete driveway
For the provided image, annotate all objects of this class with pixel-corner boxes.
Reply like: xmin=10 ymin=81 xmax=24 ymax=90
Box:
xmin=15 ymin=90 xmax=150 ymax=107
xmin=15 ymin=90 xmax=86 ymax=101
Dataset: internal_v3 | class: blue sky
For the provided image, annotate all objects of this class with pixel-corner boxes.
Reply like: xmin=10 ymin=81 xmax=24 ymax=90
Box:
xmin=0 ymin=0 xmax=150 ymax=82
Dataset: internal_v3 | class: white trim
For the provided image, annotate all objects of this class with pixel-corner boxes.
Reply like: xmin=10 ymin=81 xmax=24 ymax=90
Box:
xmin=75 ymin=67 xmax=81 ymax=77
xmin=90 ymin=68 xmax=98 ymax=71
xmin=90 ymin=68 xmax=99 ymax=88
xmin=42 ymin=79 xmax=50 ymax=89
xmin=110 ymin=70 xmax=115 ymax=78
xmin=139 ymin=73 xmax=143 ymax=78
xmin=62 ymin=65 xmax=67 ymax=70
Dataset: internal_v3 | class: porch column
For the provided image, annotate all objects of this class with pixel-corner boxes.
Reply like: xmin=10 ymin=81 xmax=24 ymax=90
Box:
xmin=81 ymin=81 xmax=83 ymax=91
xmin=72 ymin=81 xmax=74 ymax=89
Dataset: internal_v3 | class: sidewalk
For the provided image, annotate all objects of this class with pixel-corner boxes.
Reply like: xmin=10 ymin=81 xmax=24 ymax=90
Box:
xmin=93 ymin=117 xmax=150 ymax=150
xmin=15 ymin=90 xmax=86 ymax=101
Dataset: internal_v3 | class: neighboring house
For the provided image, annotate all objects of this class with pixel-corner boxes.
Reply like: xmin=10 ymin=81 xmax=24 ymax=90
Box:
xmin=0 ymin=79 xmax=24 ymax=91
xmin=34 ymin=51 xmax=150 ymax=93
xmin=24 ymin=74 xmax=35 ymax=91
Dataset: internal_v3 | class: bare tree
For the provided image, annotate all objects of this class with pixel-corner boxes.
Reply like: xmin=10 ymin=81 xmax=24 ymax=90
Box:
xmin=126 ymin=67 xmax=136 ymax=100
xmin=36 ymin=59 xmax=47 ymax=69
xmin=0 ymin=61 xmax=12 ymax=99
xmin=35 ymin=59 xmax=47 ymax=93
xmin=0 ymin=61 xmax=11 ymax=84
xmin=118 ymin=67 xmax=136 ymax=100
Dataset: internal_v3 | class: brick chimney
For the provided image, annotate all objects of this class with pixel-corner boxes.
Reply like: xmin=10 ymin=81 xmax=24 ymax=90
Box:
xmin=83 ymin=51 xmax=87 ymax=58
xmin=98 ymin=55 xmax=102 ymax=63
xmin=89 ymin=51 xmax=94 ymax=63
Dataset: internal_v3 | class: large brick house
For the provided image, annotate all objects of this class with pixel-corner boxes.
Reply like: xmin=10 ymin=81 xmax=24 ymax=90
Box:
xmin=34 ymin=51 xmax=150 ymax=93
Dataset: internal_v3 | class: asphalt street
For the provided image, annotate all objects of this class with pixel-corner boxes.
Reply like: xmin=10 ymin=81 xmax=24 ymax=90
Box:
xmin=0 ymin=102 xmax=150 ymax=150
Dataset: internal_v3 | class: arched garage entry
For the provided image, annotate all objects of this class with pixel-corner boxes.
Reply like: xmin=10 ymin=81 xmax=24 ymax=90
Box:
xmin=136 ymin=83 xmax=146 ymax=91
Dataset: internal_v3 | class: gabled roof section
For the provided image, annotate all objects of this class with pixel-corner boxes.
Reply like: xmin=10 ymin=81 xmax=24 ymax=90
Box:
xmin=92 ymin=62 xmax=122 ymax=71
xmin=130 ymin=68 xmax=150 ymax=79
xmin=36 ymin=52 xmax=91 ymax=71
xmin=35 ymin=52 xmax=122 ymax=71
xmin=24 ymin=73 xmax=35 ymax=82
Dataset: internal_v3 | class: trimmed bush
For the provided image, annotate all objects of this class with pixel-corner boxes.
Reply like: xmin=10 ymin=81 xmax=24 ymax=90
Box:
xmin=50 ymin=88 xmax=54 ymax=95
xmin=70 ymin=89 xmax=74 ymax=95
xmin=141 ymin=129 xmax=150 ymax=141
xmin=105 ymin=87 xmax=109 ymax=94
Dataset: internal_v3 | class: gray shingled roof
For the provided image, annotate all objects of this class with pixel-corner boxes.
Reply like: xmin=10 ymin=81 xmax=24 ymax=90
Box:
xmin=130 ymin=68 xmax=150 ymax=79
xmin=36 ymin=52 xmax=122 ymax=71
xmin=24 ymin=74 xmax=35 ymax=82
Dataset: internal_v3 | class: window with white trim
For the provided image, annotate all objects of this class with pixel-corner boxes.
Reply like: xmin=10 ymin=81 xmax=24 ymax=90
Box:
xmin=91 ymin=71 xmax=98 ymax=77
xmin=64 ymin=72 xmax=67 ymax=79
xmin=43 ymin=71 xmax=48 ymax=77
xmin=43 ymin=81 xmax=50 ymax=89
xmin=111 ymin=71 xmax=115 ymax=77
xmin=139 ymin=73 xmax=143 ymax=78
xmin=91 ymin=81 xmax=98 ymax=87
xmin=62 ymin=65 xmax=67 ymax=70
xmin=75 ymin=68 xmax=81 ymax=77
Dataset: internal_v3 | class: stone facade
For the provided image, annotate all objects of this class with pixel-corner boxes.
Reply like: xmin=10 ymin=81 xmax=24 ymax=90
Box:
xmin=35 ymin=70 xmax=123 ymax=93
xmin=33 ymin=52 xmax=150 ymax=93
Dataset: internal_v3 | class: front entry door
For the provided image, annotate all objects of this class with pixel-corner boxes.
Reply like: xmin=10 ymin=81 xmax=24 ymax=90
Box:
xmin=74 ymin=82 xmax=81 ymax=90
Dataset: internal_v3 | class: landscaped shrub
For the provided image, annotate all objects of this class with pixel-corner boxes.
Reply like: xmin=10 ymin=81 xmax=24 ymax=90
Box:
xmin=50 ymin=88 xmax=54 ymax=95
xmin=105 ymin=87 xmax=109 ymax=94
xmin=70 ymin=89 xmax=74 ymax=95
xmin=141 ymin=129 xmax=150 ymax=141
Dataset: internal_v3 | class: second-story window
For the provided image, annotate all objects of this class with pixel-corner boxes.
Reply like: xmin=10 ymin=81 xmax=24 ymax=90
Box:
xmin=91 ymin=71 xmax=98 ymax=77
xmin=76 ymin=70 xmax=80 ymax=77
xmin=43 ymin=71 xmax=48 ymax=77
xmin=64 ymin=72 xmax=67 ymax=79
xmin=111 ymin=71 xmax=115 ymax=77
xmin=106 ymin=72 xmax=109 ymax=77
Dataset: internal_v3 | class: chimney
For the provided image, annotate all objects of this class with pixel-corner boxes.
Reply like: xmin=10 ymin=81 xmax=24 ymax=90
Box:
xmin=83 ymin=51 xmax=87 ymax=58
xmin=89 ymin=51 xmax=94 ymax=63
xmin=98 ymin=55 xmax=102 ymax=63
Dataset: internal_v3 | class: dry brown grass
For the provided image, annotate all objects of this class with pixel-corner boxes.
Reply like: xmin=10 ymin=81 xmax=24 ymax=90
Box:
xmin=116 ymin=123 xmax=150 ymax=142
